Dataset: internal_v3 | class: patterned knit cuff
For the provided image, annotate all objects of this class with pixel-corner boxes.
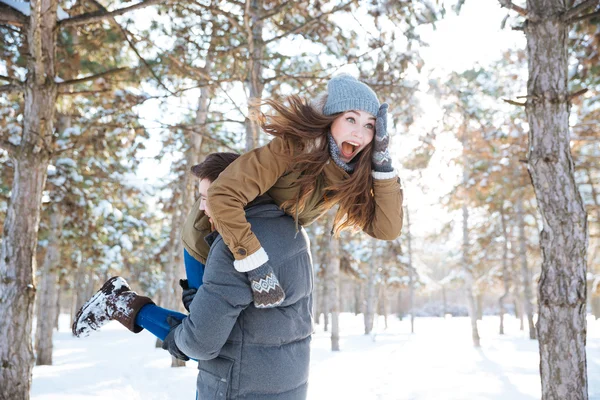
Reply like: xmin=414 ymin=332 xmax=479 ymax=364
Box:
xmin=372 ymin=169 xmax=398 ymax=180
xmin=233 ymin=247 xmax=269 ymax=272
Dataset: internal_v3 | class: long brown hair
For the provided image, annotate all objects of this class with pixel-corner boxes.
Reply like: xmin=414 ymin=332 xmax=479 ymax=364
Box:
xmin=261 ymin=95 xmax=376 ymax=235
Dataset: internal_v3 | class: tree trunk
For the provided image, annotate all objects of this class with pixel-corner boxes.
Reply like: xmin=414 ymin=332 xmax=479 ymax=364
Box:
xmin=354 ymin=283 xmax=362 ymax=316
xmin=35 ymin=208 xmax=64 ymax=365
xmin=406 ymin=207 xmax=415 ymax=333
xmin=364 ymin=238 xmax=378 ymax=335
xmin=0 ymin=1 xmax=58 ymax=398
xmin=463 ymin=204 xmax=480 ymax=347
xmin=525 ymin=2 xmax=588 ymax=397
xmin=499 ymin=208 xmax=510 ymax=335
xmin=516 ymin=194 xmax=537 ymax=339
xmin=244 ymin=0 xmax=265 ymax=152
xmin=327 ymin=231 xmax=341 ymax=351
xmin=441 ymin=286 xmax=447 ymax=316
xmin=476 ymin=294 xmax=483 ymax=321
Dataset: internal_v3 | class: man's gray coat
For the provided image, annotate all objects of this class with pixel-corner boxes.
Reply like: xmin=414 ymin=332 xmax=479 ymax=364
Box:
xmin=175 ymin=201 xmax=314 ymax=400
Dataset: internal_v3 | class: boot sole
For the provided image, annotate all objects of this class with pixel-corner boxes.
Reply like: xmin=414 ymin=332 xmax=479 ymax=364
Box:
xmin=72 ymin=276 xmax=129 ymax=337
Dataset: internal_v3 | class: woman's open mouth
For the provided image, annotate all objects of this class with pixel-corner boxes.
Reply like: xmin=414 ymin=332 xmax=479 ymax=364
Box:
xmin=341 ymin=141 xmax=360 ymax=160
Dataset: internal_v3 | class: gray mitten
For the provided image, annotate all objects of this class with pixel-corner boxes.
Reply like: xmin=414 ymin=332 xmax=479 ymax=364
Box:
xmin=372 ymin=103 xmax=393 ymax=173
xmin=162 ymin=316 xmax=189 ymax=361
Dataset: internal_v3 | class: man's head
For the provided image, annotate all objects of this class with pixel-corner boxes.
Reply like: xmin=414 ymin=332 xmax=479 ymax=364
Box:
xmin=191 ymin=152 xmax=240 ymax=218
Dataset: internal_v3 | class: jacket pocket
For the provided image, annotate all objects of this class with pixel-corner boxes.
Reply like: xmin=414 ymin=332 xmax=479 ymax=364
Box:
xmin=197 ymin=357 xmax=234 ymax=400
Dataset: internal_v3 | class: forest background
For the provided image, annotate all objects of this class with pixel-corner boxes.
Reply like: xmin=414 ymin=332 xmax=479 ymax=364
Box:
xmin=0 ymin=0 xmax=599 ymax=399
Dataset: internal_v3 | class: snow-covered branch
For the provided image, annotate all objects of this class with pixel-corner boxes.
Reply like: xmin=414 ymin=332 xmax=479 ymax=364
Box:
xmin=58 ymin=0 xmax=163 ymax=28
xmin=0 ymin=0 xmax=28 ymax=27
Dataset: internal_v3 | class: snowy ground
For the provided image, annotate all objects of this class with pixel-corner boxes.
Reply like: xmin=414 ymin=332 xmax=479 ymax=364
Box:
xmin=32 ymin=313 xmax=600 ymax=400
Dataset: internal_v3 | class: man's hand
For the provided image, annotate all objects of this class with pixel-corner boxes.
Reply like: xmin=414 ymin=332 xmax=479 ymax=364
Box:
xmin=179 ymin=279 xmax=198 ymax=312
xmin=161 ymin=316 xmax=189 ymax=361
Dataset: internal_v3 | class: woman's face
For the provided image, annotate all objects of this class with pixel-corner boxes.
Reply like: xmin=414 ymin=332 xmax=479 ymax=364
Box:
xmin=330 ymin=110 xmax=376 ymax=163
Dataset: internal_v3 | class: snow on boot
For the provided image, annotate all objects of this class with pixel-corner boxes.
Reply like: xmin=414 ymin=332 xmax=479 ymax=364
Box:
xmin=72 ymin=276 xmax=154 ymax=337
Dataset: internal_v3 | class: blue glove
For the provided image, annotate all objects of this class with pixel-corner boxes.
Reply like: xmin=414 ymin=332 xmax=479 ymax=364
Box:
xmin=372 ymin=103 xmax=393 ymax=173
xmin=161 ymin=316 xmax=189 ymax=361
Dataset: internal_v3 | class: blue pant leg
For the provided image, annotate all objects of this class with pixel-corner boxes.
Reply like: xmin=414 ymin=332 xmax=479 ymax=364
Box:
xmin=134 ymin=304 xmax=187 ymax=341
xmin=184 ymin=249 xmax=205 ymax=289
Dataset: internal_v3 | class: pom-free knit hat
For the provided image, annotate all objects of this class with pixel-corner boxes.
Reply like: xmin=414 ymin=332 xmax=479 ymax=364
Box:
xmin=321 ymin=74 xmax=380 ymax=117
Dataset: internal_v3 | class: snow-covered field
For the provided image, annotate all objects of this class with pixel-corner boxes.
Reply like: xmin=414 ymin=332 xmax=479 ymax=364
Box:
xmin=32 ymin=313 xmax=600 ymax=400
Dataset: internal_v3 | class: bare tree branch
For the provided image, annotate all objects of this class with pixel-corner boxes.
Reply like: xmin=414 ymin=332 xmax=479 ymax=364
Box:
xmin=503 ymin=98 xmax=527 ymax=107
xmin=0 ymin=2 xmax=28 ymax=27
xmin=0 ymin=74 xmax=22 ymax=84
xmin=59 ymin=0 xmax=164 ymax=28
xmin=569 ymin=8 xmax=600 ymax=23
xmin=497 ymin=0 xmax=531 ymax=19
xmin=569 ymin=88 xmax=588 ymax=100
xmin=258 ymin=1 xmax=292 ymax=21
xmin=563 ymin=0 xmax=599 ymax=22
xmin=0 ymin=83 xmax=23 ymax=93
xmin=57 ymin=67 xmax=130 ymax=87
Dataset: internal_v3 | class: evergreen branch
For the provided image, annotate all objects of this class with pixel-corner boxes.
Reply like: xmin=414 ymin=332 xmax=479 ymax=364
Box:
xmin=503 ymin=99 xmax=527 ymax=107
xmin=563 ymin=0 xmax=599 ymax=22
xmin=57 ymin=67 xmax=130 ymax=87
xmin=263 ymin=0 xmax=354 ymax=46
xmin=569 ymin=8 xmax=600 ymax=23
xmin=81 ymin=0 xmax=174 ymax=94
xmin=59 ymin=0 xmax=164 ymax=28
xmin=0 ymin=2 xmax=28 ymax=27
xmin=497 ymin=0 xmax=531 ymax=19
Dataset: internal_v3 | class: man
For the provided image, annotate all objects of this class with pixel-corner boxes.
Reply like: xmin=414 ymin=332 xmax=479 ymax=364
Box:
xmin=72 ymin=152 xmax=313 ymax=400
xmin=169 ymin=152 xmax=314 ymax=399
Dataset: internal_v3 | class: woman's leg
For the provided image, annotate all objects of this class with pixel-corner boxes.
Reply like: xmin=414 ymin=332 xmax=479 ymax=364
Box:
xmin=184 ymin=249 xmax=205 ymax=289
xmin=134 ymin=304 xmax=187 ymax=341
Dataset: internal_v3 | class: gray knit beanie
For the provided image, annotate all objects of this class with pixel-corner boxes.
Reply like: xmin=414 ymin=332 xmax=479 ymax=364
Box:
xmin=321 ymin=74 xmax=380 ymax=117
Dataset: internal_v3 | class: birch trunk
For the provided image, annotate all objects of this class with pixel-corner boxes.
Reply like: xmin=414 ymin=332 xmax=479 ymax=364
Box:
xmin=0 ymin=1 xmax=58 ymax=398
xmin=35 ymin=208 xmax=64 ymax=365
xmin=327 ymin=233 xmax=341 ymax=351
xmin=364 ymin=238 xmax=378 ymax=334
xmin=525 ymin=2 xmax=588 ymax=397
xmin=244 ymin=0 xmax=264 ymax=152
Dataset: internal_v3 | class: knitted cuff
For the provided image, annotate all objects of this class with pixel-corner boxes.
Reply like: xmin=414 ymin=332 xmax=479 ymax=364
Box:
xmin=233 ymin=247 xmax=269 ymax=272
xmin=372 ymin=169 xmax=398 ymax=180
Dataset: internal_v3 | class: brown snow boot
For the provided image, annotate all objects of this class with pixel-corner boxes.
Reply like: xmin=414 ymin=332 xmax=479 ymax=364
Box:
xmin=72 ymin=276 xmax=154 ymax=337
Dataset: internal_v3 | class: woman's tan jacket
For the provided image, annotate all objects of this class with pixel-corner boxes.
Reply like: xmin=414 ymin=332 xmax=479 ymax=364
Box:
xmin=181 ymin=136 xmax=403 ymax=264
